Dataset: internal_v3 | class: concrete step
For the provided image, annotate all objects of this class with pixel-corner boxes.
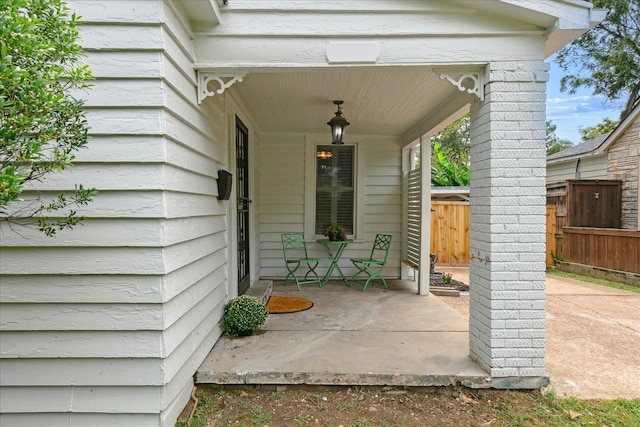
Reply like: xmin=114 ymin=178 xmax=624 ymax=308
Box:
xmin=246 ymin=280 xmax=273 ymax=305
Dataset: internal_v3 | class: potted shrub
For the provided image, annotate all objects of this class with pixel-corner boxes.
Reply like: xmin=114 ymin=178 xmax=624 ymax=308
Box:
xmin=222 ymin=295 xmax=268 ymax=336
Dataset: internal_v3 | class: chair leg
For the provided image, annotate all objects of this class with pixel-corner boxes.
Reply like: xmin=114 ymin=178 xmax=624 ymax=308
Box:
xmin=286 ymin=261 xmax=322 ymax=290
xmin=285 ymin=262 xmax=302 ymax=290
xmin=349 ymin=262 xmax=367 ymax=288
xmin=304 ymin=261 xmax=322 ymax=287
xmin=354 ymin=263 xmax=388 ymax=292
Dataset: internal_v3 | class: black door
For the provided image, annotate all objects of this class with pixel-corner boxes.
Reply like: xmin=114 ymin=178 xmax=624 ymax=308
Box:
xmin=236 ymin=118 xmax=250 ymax=295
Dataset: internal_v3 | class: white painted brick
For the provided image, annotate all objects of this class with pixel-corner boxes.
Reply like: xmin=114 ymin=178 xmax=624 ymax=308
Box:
xmin=504 ymin=358 xmax=533 ymax=367
xmin=518 ymin=348 xmax=545 ymax=358
xmin=490 ymin=82 xmax=521 ymax=92
xmin=490 ymin=253 xmax=520 ymax=263
xmin=469 ymin=60 xmax=547 ymax=377
xmin=531 ymin=339 xmax=545 ymax=348
xmin=518 ymin=234 xmax=545 ymax=243
xmin=519 ymin=253 xmax=546 ymax=263
xmin=505 ymin=301 xmax=545 ymax=310
xmin=531 ymin=358 xmax=546 ymax=367
xmin=534 ymin=71 xmax=550 ymax=82
xmin=519 ymin=271 xmax=546 ymax=280
xmin=488 ymin=92 xmax=546 ymax=103
xmin=504 ymin=339 xmax=533 ymax=348
xmin=518 ymin=82 xmax=546 ymax=92
xmin=519 ymin=368 xmax=546 ymax=377
xmin=491 ymin=368 xmax=519 ymax=377
xmin=504 ymin=72 xmax=535 ymax=81
xmin=490 ymin=272 xmax=519 ymax=281
xmin=490 ymin=338 xmax=505 ymax=347
xmin=490 ymin=319 xmax=505 ymax=328
xmin=494 ymin=311 xmax=521 ymax=320
xmin=518 ymin=329 xmax=545 ymax=338
xmin=491 ymin=348 xmax=519 ymax=358
xmin=491 ymin=329 xmax=519 ymax=339
xmin=519 ymin=310 xmax=545 ymax=319
xmin=532 ymin=320 xmax=545 ymax=329
xmin=505 ymin=320 xmax=533 ymax=329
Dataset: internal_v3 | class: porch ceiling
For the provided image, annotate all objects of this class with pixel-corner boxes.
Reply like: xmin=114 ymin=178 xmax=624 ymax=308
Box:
xmin=227 ymin=67 xmax=469 ymax=142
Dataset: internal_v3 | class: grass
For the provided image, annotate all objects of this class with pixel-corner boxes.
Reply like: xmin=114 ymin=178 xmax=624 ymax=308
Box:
xmin=546 ymin=268 xmax=640 ymax=294
xmin=490 ymin=390 xmax=640 ymax=427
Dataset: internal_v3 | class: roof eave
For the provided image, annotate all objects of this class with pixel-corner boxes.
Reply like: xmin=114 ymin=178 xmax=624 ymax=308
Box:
xmin=596 ymin=103 xmax=640 ymax=154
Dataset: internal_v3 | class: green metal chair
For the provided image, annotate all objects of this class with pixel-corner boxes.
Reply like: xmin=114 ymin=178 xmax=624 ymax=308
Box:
xmin=281 ymin=233 xmax=322 ymax=290
xmin=349 ymin=234 xmax=392 ymax=292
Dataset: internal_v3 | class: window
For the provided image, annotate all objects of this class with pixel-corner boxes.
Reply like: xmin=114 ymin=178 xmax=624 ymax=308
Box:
xmin=315 ymin=145 xmax=354 ymax=234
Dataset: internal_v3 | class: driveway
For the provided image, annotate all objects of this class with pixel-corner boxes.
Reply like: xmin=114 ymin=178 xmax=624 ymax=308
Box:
xmin=443 ymin=267 xmax=640 ymax=400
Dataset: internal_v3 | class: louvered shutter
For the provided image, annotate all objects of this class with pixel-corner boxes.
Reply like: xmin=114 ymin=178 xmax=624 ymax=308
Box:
xmin=315 ymin=145 xmax=354 ymax=234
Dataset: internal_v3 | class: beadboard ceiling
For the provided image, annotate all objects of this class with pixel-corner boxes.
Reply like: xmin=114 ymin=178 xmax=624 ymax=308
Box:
xmin=227 ymin=66 xmax=469 ymax=141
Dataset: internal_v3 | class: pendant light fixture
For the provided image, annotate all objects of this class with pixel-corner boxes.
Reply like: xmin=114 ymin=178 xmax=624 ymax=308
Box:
xmin=326 ymin=100 xmax=350 ymax=144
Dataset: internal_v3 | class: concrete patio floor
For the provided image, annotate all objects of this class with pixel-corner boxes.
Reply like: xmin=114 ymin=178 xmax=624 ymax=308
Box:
xmin=197 ymin=278 xmax=491 ymax=388
xmin=197 ymin=267 xmax=640 ymax=397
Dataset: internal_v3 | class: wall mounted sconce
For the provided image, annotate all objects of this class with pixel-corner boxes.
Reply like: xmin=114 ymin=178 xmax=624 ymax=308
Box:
xmin=326 ymin=100 xmax=350 ymax=144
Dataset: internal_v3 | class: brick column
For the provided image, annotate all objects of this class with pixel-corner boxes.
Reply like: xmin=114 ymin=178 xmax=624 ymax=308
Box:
xmin=468 ymin=61 xmax=549 ymax=387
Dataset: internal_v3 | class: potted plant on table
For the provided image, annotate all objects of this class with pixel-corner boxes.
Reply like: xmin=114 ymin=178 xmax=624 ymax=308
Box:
xmin=222 ymin=295 xmax=268 ymax=336
xmin=323 ymin=224 xmax=347 ymax=241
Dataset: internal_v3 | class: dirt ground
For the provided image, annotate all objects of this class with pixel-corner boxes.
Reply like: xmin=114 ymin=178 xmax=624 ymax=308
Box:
xmin=183 ymin=385 xmax=561 ymax=427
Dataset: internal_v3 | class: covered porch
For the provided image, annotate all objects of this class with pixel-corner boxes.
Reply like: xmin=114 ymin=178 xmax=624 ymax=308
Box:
xmin=197 ymin=273 xmax=544 ymax=390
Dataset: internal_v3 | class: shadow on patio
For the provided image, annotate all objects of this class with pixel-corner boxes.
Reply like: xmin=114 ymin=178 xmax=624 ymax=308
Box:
xmin=196 ymin=279 xmax=489 ymax=387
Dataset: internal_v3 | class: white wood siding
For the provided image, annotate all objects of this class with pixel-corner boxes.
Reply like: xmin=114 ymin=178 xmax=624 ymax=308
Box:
xmin=193 ymin=0 xmax=559 ymax=67
xmin=608 ymin=118 xmax=640 ymax=229
xmin=258 ymin=133 xmax=402 ymax=280
xmin=547 ymin=155 xmax=608 ymax=184
xmin=0 ymin=1 xmax=229 ymax=425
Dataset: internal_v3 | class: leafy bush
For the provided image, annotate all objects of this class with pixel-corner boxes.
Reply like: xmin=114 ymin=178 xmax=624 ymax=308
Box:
xmin=222 ymin=295 xmax=268 ymax=336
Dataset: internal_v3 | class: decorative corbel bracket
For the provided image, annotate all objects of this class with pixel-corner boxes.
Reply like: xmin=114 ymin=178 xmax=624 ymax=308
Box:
xmin=197 ymin=71 xmax=247 ymax=104
xmin=435 ymin=68 xmax=485 ymax=101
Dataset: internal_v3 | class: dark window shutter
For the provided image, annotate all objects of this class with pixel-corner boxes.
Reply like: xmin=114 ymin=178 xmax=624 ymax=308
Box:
xmin=315 ymin=145 xmax=354 ymax=234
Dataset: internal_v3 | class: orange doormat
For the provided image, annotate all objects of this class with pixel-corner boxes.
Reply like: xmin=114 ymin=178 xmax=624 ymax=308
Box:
xmin=267 ymin=295 xmax=313 ymax=314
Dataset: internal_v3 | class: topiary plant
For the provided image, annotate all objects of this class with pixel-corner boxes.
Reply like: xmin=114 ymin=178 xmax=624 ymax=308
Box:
xmin=222 ymin=295 xmax=268 ymax=336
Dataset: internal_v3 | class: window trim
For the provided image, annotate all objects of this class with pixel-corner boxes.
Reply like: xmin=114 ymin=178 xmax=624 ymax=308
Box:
xmin=304 ymin=136 xmax=365 ymax=241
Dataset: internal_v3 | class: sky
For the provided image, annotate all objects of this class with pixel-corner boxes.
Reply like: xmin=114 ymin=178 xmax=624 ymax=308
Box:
xmin=545 ymin=54 xmax=626 ymax=144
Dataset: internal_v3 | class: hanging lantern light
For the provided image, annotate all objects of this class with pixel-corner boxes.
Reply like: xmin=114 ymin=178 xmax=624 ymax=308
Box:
xmin=326 ymin=100 xmax=350 ymax=144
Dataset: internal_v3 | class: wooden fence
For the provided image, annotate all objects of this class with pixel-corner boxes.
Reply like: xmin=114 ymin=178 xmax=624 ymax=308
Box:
xmin=562 ymin=226 xmax=640 ymax=274
xmin=430 ymin=201 xmax=470 ymax=265
xmin=426 ymin=202 xmax=638 ymax=273
xmin=429 ymin=203 xmax=556 ymax=266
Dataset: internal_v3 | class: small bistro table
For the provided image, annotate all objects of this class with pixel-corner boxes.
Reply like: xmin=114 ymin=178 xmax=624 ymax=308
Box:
xmin=316 ymin=239 xmax=354 ymax=287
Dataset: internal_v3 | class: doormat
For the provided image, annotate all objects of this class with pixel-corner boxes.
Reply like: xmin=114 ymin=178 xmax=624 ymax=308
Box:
xmin=267 ymin=295 xmax=313 ymax=314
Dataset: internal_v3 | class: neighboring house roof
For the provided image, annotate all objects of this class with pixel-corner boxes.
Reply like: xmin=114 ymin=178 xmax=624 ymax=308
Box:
xmin=547 ymin=103 xmax=640 ymax=165
xmin=547 ymin=133 xmax=610 ymax=164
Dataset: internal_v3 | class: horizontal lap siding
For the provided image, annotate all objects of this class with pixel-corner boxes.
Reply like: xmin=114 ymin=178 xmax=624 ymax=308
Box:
xmin=258 ymin=134 xmax=402 ymax=279
xmin=353 ymin=139 xmax=403 ymax=273
xmin=157 ymin=2 xmax=228 ymax=426
xmin=607 ymin=120 xmax=640 ymax=230
xmin=0 ymin=1 xmax=227 ymax=426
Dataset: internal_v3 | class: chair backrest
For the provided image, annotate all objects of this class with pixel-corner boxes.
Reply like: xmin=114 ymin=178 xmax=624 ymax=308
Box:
xmin=368 ymin=234 xmax=392 ymax=263
xmin=281 ymin=233 xmax=309 ymax=261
